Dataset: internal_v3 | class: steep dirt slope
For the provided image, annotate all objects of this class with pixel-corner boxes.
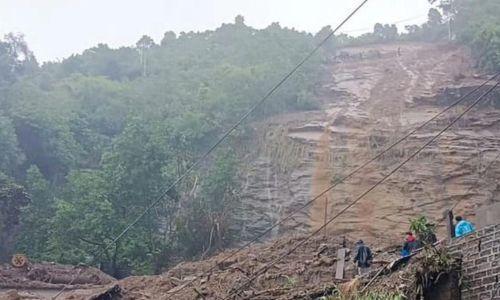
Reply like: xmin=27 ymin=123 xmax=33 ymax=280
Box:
xmin=235 ymin=42 xmax=500 ymax=246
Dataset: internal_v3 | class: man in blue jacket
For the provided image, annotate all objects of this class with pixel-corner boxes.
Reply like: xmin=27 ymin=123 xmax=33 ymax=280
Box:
xmin=455 ymin=216 xmax=476 ymax=237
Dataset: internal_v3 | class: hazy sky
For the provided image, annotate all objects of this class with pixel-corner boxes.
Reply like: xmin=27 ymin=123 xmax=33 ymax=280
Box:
xmin=0 ymin=0 xmax=432 ymax=62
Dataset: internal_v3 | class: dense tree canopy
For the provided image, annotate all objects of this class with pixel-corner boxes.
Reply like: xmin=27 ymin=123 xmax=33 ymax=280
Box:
xmin=0 ymin=21 xmax=324 ymax=276
xmin=450 ymin=0 xmax=500 ymax=70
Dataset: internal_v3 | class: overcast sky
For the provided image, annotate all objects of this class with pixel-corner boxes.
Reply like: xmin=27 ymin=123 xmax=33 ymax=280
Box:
xmin=0 ymin=0 xmax=432 ymax=62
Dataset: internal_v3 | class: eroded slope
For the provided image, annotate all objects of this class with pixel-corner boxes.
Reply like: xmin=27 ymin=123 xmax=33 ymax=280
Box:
xmin=236 ymin=42 xmax=500 ymax=245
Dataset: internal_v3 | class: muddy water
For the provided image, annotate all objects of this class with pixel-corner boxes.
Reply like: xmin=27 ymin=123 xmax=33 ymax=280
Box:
xmin=309 ymin=127 xmax=333 ymax=232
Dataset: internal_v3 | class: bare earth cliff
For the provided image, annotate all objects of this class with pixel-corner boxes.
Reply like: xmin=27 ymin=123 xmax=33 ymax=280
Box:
xmin=235 ymin=42 xmax=500 ymax=246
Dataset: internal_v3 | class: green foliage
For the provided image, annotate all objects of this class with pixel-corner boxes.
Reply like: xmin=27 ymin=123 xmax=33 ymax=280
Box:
xmin=409 ymin=215 xmax=436 ymax=244
xmin=424 ymin=0 xmax=500 ymax=70
xmin=421 ymin=246 xmax=456 ymax=274
xmin=0 ymin=172 xmax=30 ymax=262
xmin=402 ymin=7 xmax=447 ymax=42
xmin=0 ymin=18 xmax=325 ymax=275
xmin=0 ymin=113 xmax=24 ymax=176
xmin=57 ymin=44 xmax=141 ymax=80
xmin=0 ymin=33 xmax=38 ymax=86
xmin=49 ymin=170 xmax=117 ymax=265
xmin=175 ymin=150 xmax=239 ymax=258
xmin=373 ymin=23 xmax=398 ymax=42
xmin=415 ymin=246 xmax=460 ymax=298
xmin=16 ymin=165 xmax=54 ymax=259
xmin=452 ymin=0 xmax=500 ymax=71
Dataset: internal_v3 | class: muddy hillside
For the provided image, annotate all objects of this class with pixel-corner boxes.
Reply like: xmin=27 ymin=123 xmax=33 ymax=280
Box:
xmin=234 ymin=42 xmax=500 ymax=245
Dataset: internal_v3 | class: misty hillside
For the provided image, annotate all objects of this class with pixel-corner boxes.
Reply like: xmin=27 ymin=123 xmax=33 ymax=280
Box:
xmin=0 ymin=0 xmax=499 ymax=282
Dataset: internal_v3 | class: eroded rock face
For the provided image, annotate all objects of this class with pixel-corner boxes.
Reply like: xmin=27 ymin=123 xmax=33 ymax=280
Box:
xmin=234 ymin=43 xmax=500 ymax=246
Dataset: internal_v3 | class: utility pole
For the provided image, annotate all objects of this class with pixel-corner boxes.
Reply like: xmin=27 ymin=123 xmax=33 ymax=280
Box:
xmin=443 ymin=209 xmax=455 ymax=241
xmin=141 ymin=48 xmax=147 ymax=77
xmin=447 ymin=0 xmax=454 ymax=41
xmin=323 ymin=196 xmax=328 ymax=239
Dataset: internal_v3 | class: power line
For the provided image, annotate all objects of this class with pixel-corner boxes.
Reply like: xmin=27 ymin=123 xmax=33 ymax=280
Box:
xmin=99 ymin=0 xmax=370 ymax=253
xmin=339 ymin=14 xmax=427 ymax=34
xmin=224 ymin=82 xmax=499 ymax=299
xmin=450 ymin=152 xmax=500 ymax=212
xmin=436 ymin=149 xmax=500 ymax=227
xmin=167 ymin=74 xmax=499 ymax=297
xmin=52 ymin=1 xmax=369 ymax=299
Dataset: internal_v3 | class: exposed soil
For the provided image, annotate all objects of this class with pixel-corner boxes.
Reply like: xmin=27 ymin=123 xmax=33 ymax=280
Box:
xmin=236 ymin=42 xmax=500 ymax=247
xmin=49 ymin=235 xmax=402 ymax=300
xmin=4 ymin=41 xmax=499 ymax=299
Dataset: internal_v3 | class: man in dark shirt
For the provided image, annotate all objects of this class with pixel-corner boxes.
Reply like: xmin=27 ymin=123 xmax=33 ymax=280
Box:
xmin=353 ymin=240 xmax=373 ymax=276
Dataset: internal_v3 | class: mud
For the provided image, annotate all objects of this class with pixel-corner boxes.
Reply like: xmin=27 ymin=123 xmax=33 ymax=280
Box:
xmin=0 ymin=262 xmax=115 ymax=299
xmin=57 ymin=235 xmax=401 ymax=300
xmin=235 ymin=42 xmax=500 ymax=246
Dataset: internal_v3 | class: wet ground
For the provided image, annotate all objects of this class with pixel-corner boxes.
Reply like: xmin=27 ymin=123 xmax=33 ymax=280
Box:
xmin=237 ymin=42 xmax=500 ymax=245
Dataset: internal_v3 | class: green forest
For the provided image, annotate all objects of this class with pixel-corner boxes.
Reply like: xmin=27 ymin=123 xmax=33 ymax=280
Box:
xmin=0 ymin=0 xmax=499 ymax=277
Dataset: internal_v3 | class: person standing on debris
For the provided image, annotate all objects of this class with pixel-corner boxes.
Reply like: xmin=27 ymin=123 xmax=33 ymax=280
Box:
xmin=454 ymin=216 xmax=476 ymax=237
xmin=401 ymin=232 xmax=420 ymax=257
xmin=353 ymin=240 xmax=373 ymax=276
xmin=422 ymin=229 xmax=437 ymax=245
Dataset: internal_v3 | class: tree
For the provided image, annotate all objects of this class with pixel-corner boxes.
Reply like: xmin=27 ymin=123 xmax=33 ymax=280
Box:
xmin=49 ymin=170 xmax=122 ymax=273
xmin=234 ymin=15 xmax=245 ymax=26
xmin=0 ymin=113 xmax=24 ymax=176
xmin=405 ymin=25 xmax=421 ymax=35
xmin=136 ymin=35 xmax=155 ymax=50
xmin=429 ymin=0 xmax=455 ymax=19
xmin=410 ymin=216 xmax=437 ymax=245
xmin=0 ymin=33 xmax=38 ymax=86
xmin=0 ymin=172 xmax=30 ymax=262
xmin=428 ymin=8 xmax=443 ymax=26
xmin=60 ymin=44 xmax=141 ymax=80
xmin=315 ymin=25 xmax=336 ymax=53
xmin=136 ymin=35 xmax=155 ymax=76
xmin=17 ymin=166 xmax=53 ymax=260
xmin=160 ymin=31 xmax=176 ymax=46
xmin=6 ymin=82 xmax=81 ymax=182
xmin=176 ymin=150 xmax=238 ymax=257
xmin=0 ymin=19 xmax=325 ymax=274
xmin=373 ymin=23 xmax=399 ymax=41
xmin=374 ymin=23 xmax=384 ymax=38
xmin=453 ymin=0 xmax=500 ymax=70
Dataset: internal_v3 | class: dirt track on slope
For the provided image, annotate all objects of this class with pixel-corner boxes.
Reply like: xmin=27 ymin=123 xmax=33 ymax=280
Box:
xmin=236 ymin=42 xmax=495 ymax=246
xmin=307 ymin=42 xmax=499 ymax=244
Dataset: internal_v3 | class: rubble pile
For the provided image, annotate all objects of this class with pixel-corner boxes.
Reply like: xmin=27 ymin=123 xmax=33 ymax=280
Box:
xmin=59 ymin=235 xmax=399 ymax=300
xmin=0 ymin=262 xmax=114 ymax=296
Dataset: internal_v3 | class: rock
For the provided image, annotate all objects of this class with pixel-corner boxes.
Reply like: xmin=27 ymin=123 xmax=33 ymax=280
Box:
xmin=312 ymin=256 xmax=335 ymax=267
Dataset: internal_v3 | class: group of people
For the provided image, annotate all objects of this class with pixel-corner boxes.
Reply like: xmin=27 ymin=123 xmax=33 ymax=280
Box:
xmin=352 ymin=216 xmax=476 ymax=276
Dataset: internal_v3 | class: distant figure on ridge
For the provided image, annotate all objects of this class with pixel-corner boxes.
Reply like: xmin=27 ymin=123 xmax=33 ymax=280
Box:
xmin=353 ymin=240 xmax=373 ymax=276
xmin=454 ymin=216 xmax=476 ymax=237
